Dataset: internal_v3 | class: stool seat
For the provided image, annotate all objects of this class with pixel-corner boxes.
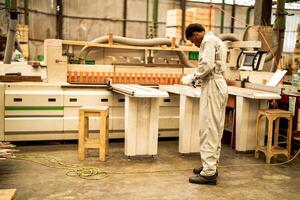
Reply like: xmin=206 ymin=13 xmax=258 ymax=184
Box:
xmin=78 ymin=106 xmax=109 ymax=161
xmin=258 ymin=109 xmax=292 ymax=117
xmin=255 ymin=109 xmax=292 ymax=164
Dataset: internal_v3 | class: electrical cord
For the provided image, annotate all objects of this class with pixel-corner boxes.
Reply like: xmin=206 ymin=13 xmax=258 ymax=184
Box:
xmin=11 ymin=148 xmax=300 ymax=180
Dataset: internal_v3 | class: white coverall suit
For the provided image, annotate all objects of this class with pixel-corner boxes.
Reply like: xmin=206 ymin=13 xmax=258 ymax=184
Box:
xmin=183 ymin=32 xmax=228 ymax=176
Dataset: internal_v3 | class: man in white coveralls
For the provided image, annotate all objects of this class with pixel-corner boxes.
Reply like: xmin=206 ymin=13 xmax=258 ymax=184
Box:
xmin=182 ymin=23 xmax=228 ymax=185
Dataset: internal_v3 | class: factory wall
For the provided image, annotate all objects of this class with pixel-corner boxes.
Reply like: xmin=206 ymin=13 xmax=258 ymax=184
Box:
xmin=0 ymin=0 xmax=299 ymax=60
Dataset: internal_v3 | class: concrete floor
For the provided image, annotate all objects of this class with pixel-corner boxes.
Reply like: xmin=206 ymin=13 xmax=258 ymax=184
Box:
xmin=0 ymin=140 xmax=300 ymax=200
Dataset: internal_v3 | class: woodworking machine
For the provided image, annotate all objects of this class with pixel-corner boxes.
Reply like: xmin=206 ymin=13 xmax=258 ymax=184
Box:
xmin=0 ymin=36 xmax=282 ymax=146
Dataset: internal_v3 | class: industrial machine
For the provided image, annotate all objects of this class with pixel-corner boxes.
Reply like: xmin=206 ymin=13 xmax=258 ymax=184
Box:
xmin=0 ymin=34 xmax=281 ymax=153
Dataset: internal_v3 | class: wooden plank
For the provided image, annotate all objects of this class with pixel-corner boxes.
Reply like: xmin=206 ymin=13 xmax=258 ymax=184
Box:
xmin=0 ymin=189 xmax=16 ymax=200
xmin=111 ymin=84 xmax=169 ymax=98
xmin=159 ymin=84 xmax=201 ymax=97
xmin=0 ymin=75 xmax=42 ymax=82
xmin=228 ymin=86 xmax=281 ymax=99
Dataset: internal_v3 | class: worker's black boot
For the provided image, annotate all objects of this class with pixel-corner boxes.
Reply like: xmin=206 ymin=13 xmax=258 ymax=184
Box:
xmin=189 ymin=174 xmax=217 ymax=185
xmin=193 ymin=167 xmax=218 ymax=178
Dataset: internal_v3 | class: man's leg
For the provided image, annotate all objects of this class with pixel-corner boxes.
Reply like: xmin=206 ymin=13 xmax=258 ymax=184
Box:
xmin=189 ymin=79 xmax=227 ymax=184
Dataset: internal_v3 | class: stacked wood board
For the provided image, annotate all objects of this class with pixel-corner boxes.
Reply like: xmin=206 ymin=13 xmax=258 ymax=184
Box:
xmin=165 ymin=7 xmax=215 ymax=40
xmin=16 ymin=24 xmax=29 ymax=59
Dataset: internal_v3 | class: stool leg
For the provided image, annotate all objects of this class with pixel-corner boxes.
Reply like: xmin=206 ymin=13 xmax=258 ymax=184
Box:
xmin=274 ymin=118 xmax=280 ymax=159
xmin=287 ymin=117 xmax=292 ymax=160
xmin=78 ymin=111 xmax=85 ymax=161
xmin=266 ymin=118 xmax=273 ymax=164
xmin=99 ymin=113 xmax=107 ymax=161
xmin=255 ymin=115 xmax=261 ymax=159
xmin=84 ymin=116 xmax=89 ymax=139
xmin=105 ymin=115 xmax=109 ymax=155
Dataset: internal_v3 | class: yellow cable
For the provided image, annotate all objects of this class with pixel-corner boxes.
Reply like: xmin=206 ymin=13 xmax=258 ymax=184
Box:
xmin=11 ymin=149 xmax=300 ymax=180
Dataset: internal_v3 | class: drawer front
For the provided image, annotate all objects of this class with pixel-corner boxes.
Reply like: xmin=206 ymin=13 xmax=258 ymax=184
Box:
xmin=5 ymin=117 xmax=63 ymax=132
xmin=64 ymin=90 xmax=113 ymax=107
xmin=5 ymin=91 xmax=63 ymax=107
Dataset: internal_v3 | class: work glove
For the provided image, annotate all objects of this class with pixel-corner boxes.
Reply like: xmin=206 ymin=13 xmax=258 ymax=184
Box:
xmin=181 ymin=73 xmax=195 ymax=85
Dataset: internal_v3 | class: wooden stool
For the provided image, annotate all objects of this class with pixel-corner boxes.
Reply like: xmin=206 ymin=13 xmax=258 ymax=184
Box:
xmin=78 ymin=106 xmax=109 ymax=161
xmin=255 ymin=109 xmax=292 ymax=164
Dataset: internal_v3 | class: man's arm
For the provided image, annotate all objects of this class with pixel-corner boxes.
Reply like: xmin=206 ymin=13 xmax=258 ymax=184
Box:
xmin=194 ymin=41 xmax=216 ymax=80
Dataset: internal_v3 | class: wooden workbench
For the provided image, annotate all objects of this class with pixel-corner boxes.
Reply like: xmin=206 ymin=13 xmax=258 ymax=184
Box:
xmin=161 ymin=84 xmax=281 ymax=152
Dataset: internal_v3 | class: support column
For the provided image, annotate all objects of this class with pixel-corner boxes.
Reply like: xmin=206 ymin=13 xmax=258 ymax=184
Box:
xmin=179 ymin=95 xmax=200 ymax=153
xmin=123 ymin=0 xmax=127 ymax=37
xmin=180 ymin=0 xmax=186 ymax=43
xmin=124 ymin=97 xmax=159 ymax=156
xmin=152 ymin=0 xmax=159 ymax=37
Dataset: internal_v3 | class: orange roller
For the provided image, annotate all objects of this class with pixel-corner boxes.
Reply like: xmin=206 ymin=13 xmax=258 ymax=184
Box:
xmin=141 ymin=73 xmax=146 ymax=84
xmin=79 ymin=71 xmax=83 ymax=82
xmin=85 ymin=71 xmax=89 ymax=82
xmin=150 ymin=73 xmax=154 ymax=84
xmin=107 ymin=72 xmax=112 ymax=82
xmin=67 ymin=71 xmax=72 ymax=82
xmin=96 ymin=72 xmax=100 ymax=83
xmin=176 ymin=74 xmax=181 ymax=84
xmin=118 ymin=73 xmax=122 ymax=83
xmin=113 ymin=72 xmax=117 ymax=83
xmin=123 ymin=72 xmax=127 ymax=83
xmin=134 ymin=73 xmax=139 ymax=84
xmin=168 ymin=74 xmax=173 ymax=85
xmin=101 ymin=72 xmax=106 ymax=83
xmin=74 ymin=71 xmax=78 ymax=82
xmin=91 ymin=72 xmax=95 ymax=82
xmin=144 ymin=73 xmax=149 ymax=84
xmin=160 ymin=74 xmax=165 ymax=85
xmin=155 ymin=73 xmax=159 ymax=84
xmin=167 ymin=74 xmax=170 ymax=84
xmin=129 ymin=73 xmax=133 ymax=83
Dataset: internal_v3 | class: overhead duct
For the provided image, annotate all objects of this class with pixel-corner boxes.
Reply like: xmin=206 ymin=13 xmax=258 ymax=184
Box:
xmin=79 ymin=35 xmax=196 ymax=68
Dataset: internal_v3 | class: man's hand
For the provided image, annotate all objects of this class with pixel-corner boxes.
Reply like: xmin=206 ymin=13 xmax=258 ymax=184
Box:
xmin=181 ymin=74 xmax=195 ymax=85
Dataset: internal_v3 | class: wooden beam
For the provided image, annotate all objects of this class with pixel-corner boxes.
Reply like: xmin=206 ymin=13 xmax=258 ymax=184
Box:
xmin=56 ymin=0 xmax=63 ymax=39
xmin=123 ymin=0 xmax=127 ymax=37
xmin=0 ymin=75 xmax=42 ymax=82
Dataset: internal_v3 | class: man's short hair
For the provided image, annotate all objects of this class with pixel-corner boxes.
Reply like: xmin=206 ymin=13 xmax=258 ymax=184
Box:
xmin=185 ymin=23 xmax=205 ymax=39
